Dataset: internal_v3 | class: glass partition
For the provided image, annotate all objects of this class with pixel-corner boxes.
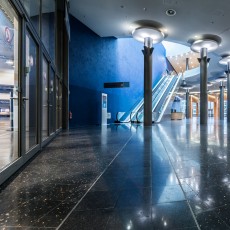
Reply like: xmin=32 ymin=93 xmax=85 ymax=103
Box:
xmin=58 ymin=81 xmax=62 ymax=128
xmin=42 ymin=0 xmax=55 ymax=61
xmin=42 ymin=57 xmax=48 ymax=140
xmin=0 ymin=0 xmax=19 ymax=169
xmin=20 ymin=0 xmax=40 ymax=35
xmin=49 ymin=68 xmax=55 ymax=134
xmin=56 ymin=76 xmax=59 ymax=130
xmin=25 ymin=31 xmax=38 ymax=151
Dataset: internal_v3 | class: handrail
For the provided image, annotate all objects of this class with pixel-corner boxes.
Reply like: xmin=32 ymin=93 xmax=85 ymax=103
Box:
xmin=118 ymin=74 xmax=170 ymax=122
xmin=155 ymin=73 xmax=182 ymax=122
xmin=135 ymin=75 xmax=174 ymax=122
xmin=152 ymin=76 xmax=172 ymax=111
xmin=135 ymin=74 xmax=181 ymax=123
xmin=133 ymin=75 xmax=171 ymax=122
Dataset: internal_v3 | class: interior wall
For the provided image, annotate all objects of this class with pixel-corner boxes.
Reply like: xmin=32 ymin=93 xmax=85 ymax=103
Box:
xmin=69 ymin=16 xmax=169 ymax=126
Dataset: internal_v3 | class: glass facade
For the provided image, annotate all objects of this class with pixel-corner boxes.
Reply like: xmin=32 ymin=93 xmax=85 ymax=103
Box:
xmin=42 ymin=0 xmax=55 ymax=61
xmin=0 ymin=0 xmax=67 ymax=184
xmin=0 ymin=0 xmax=19 ymax=169
xmin=20 ymin=0 xmax=40 ymax=34
xmin=49 ymin=68 xmax=55 ymax=134
xmin=42 ymin=56 xmax=48 ymax=140
xmin=25 ymin=31 xmax=38 ymax=151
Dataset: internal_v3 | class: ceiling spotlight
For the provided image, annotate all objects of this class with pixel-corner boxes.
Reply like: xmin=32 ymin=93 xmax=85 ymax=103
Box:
xmin=166 ymin=9 xmax=176 ymax=16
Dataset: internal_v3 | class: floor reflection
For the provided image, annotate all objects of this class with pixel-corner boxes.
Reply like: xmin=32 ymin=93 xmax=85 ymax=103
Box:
xmin=1 ymin=118 xmax=230 ymax=229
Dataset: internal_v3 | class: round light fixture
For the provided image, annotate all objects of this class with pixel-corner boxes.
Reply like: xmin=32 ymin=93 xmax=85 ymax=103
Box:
xmin=191 ymin=39 xmax=219 ymax=53
xmin=166 ymin=9 xmax=176 ymax=16
xmin=215 ymin=75 xmax=227 ymax=82
xmin=132 ymin=27 xmax=165 ymax=45
xmin=180 ymin=79 xmax=193 ymax=90
xmin=219 ymin=56 xmax=230 ymax=65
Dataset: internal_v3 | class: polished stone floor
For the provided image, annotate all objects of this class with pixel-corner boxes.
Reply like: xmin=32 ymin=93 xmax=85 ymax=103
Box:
xmin=1 ymin=118 xmax=230 ymax=229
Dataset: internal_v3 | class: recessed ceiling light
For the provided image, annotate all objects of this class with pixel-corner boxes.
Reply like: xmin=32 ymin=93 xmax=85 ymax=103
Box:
xmin=143 ymin=7 xmax=147 ymax=11
xmin=166 ymin=9 xmax=176 ymax=16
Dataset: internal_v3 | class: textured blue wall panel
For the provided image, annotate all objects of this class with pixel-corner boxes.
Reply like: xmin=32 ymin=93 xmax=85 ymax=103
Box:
xmin=69 ymin=16 xmax=168 ymax=126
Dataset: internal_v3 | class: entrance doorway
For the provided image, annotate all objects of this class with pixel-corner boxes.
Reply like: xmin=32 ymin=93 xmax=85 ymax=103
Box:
xmin=0 ymin=0 xmax=19 ymax=170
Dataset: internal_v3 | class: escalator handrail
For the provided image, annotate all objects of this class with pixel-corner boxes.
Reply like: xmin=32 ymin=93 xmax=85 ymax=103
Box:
xmin=153 ymin=77 xmax=178 ymax=113
xmin=152 ymin=76 xmax=174 ymax=111
xmin=155 ymin=73 xmax=182 ymax=122
xmin=120 ymin=75 xmax=170 ymax=122
xmin=134 ymin=76 xmax=172 ymax=121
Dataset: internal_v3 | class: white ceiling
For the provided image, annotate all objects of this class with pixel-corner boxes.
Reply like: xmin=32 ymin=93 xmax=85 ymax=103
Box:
xmin=69 ymin=0 xmax=230 ymax=81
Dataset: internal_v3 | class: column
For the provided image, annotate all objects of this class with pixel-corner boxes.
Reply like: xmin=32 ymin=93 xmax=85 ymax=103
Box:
xmin=219 ymin=81 xmax=225 ymax=120
xmin=198 ymin=48 xmax=210 ymax=125
xmin=186 ymin=89 xmax=190 ymax=119
xmin=142 ymin=37 xmax=154 ymax=126
xmin=227 ymin=63 xmax=230 ymax=122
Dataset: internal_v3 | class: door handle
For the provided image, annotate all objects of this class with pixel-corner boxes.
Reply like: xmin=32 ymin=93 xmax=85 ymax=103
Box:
xmin=22 ymin=97 xmax=29 ymax=101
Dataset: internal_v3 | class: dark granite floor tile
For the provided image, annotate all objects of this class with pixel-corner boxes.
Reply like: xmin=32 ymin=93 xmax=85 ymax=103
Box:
xmin=125 ymin=167 xmax=151 ymax=177
xmin=122 ymin=176 xmax=152 ymax=189
xmin=76 ymin=190 xmax=119 ymax=211
xmin=215 ymin=204 xmax=230 ymax=226
xmin=151 ymin=201 xmax=197 ymax=230
xmin=194 ymin=185 xmax=230 ymax=210
xmin=115 ymin=188 xmax=151 ymax=209
xmin=105 ymin=207 xmax=152 ymax=230
xmin=102 ymin=167 xmax=128 ymax=178
xmin=152 ymin=185 xmax=185 ymax=204
xmin=0 ymin=227 xmax=56 ymax=230
xmin=34 ymin=201 xmax=77 ymax=228
xmin=195 ymin=210 xmax=230 ymax=230
xmin=91 ymin=175 xmax=126 ymax=191
xmin=58 ymin=209 xmax=112 ymax=230
xmin=152 ymin=172 xmax=180 ymax=186
xmin=187 ymin=193 xmax=210 ymax=214
xmin=0 ymin=198 xmax=61 ymax=226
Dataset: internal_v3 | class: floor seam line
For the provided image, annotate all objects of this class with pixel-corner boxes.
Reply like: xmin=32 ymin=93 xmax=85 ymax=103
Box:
xmin=157 ymin=125 xmax=201 ymax=230
xmin=56 ymin=133 xmax=134 ymax=230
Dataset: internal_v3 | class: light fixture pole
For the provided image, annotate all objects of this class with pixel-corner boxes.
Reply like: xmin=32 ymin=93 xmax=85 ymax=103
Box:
xmin=142 ymin=37 xmax=154 ymax=126
xmin=191 ymin=39 xmax=219 ymax=125
xmin=132 ymin=27 xmax=164 ymax=126
xmin=185 ymin=89 xmax=190 ymax=119
xmin=219 ymin=57 xmax=230 ymax=122
xmin=180 ymin=80 xmax=193 ymax=119
xmin=219 ymin=81 xmax=225 ymax=120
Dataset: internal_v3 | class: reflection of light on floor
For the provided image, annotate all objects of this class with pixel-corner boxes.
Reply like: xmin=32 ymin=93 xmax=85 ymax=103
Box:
xmin=136 ymin=209 xmax=148 ymax=223
xmin=126 ymin=220 xmax=133 ymax=230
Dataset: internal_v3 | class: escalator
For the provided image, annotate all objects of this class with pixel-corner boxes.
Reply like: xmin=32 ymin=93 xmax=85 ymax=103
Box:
xmin=116 ymin=73 xmax=182 ymax=123
xmin=116 ymin=74 xmax=169 ymax=123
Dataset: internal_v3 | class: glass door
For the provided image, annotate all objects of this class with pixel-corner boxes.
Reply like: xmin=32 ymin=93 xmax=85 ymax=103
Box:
xmin=24 ymin=30 xmax=38 ymax=152
xmin=49 ymin=68 xmax=55 ymax=134
xmin=42 ymin=56 xmax=48 ymax=140
xmin=0 ymin=0 xmax=19 ymax=169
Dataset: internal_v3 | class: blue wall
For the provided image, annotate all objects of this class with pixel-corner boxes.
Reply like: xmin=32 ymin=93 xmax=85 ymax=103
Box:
xmin=69 ymin=16 xmax=168 ymax=126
